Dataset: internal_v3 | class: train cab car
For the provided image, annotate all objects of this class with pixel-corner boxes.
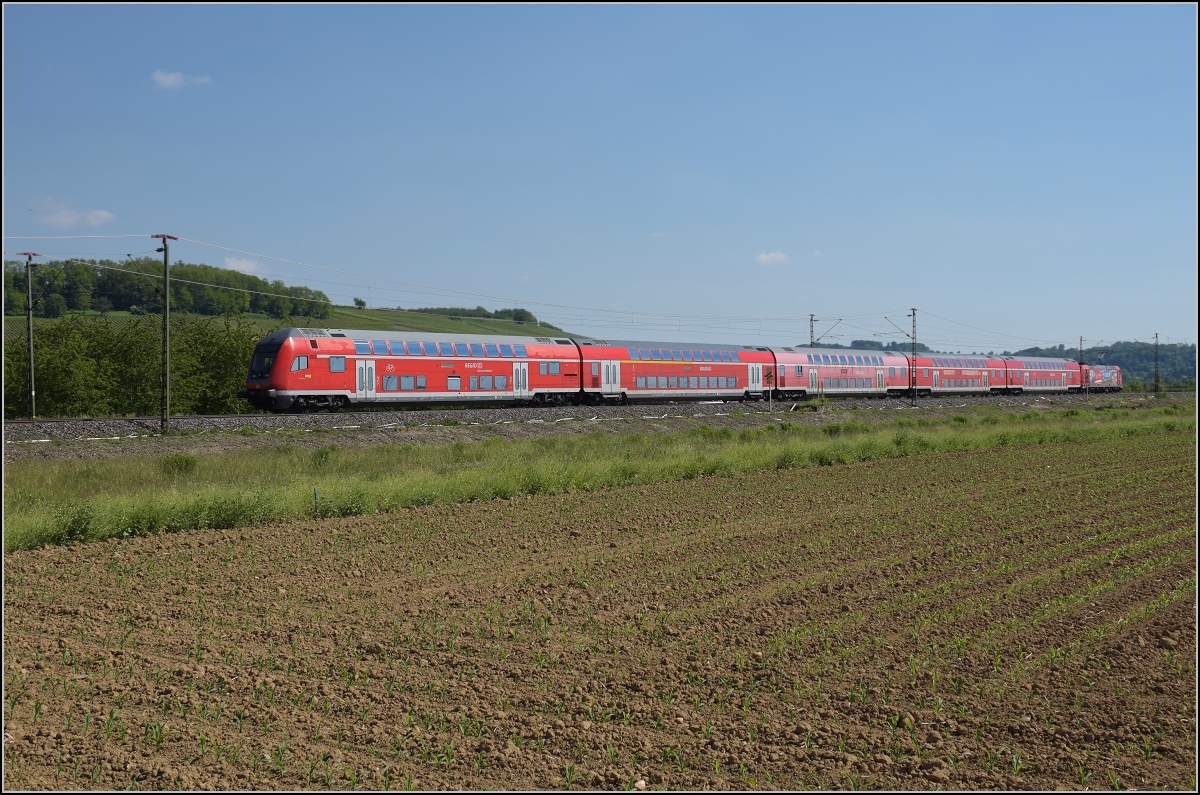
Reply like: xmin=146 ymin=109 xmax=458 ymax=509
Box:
xmin=998 ymin=356 xmax=1081 ymax=395
xmin=1081 ymin=364 xmax=1122 ymax=392
xmin=792 ymin=347 xmax=910 ymax=397
xmin=242 ymin=328 xmax=581 ymax=412
xmin=573 ymin=338 xmax=773 ymax=402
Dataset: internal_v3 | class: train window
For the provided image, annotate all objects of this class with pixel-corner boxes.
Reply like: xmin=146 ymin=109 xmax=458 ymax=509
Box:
xmin=888 ymin=367 xmax=894 ymax=377
xmin=539 ymin=362 xmax=548 ymax=375
xmin=665 ymin=350 xmax=676 ymax=361
xmin=823 ymin=377 xmax=830 ymax=388
xmin=794 ymin=365 xmax=802 ymax=377
xmin=420 ymin=342 xmax=436 ymax=356
xmin=651 ymin=376 xmax=661 ymax=388
xmin=649 ymin=349 xmax=661 ymax=360
xmin=690 ymin=376 xmax=699 ymax=388
xmin=386 ymin=341 xmax=402 ymax=355
xmin=636 ymin=376 xmax=646 ymax=388
xmin=496 ymin=375 xmax=507 ymax=389
xmin=668 ymin=376 xmax=678 ymax=388
xmin=469 ymin=343 xmax=485 ymax=357
xmin=469 ymin=376 xmax=479 ymax=390
xmin=481 ymin=376 xmax=493 ymax=389
xmin=549 ymin=361 xmax=561 ymax=375
xmin=592 ymin=362 xmax=600 ymax=375
xmin=513 ymin=345 xmax=528 ymax=357
xmin=354 ymin=341 xmax=371 ymax=355
xmin=923 ymin=368 xmax=929 ymax=377
xmin=682 ymin=351 xmax=693 ymax=361
xmin=447 ymin=376 xmax=461 ymax=390
xmin=401 ymin=375 xmax=415 ymax=390
xmin=713 ymin=351 xmax=725 ymax=362
xmin=402 ymin=341 xmax=419 ymax=355
xmin=372 ymin=340 xmax=388 ymax=355
xmin=629 ymin=349 xmax=640 ymax=360
xmin=499 ymin=344 xmax=514 ymax=357
xmin=291 ymin=355 xmax=309 ymax=371
xmin=454 ymin=343 xmax=469 ymax=356
xmin=638 ymin=349 xmax=650 ymax=359
xmin=485 ymin=344 xmax=500 ymax=357
xmin=417 ymin=376 xmax=426 ymax=390
xmin=437 ymin=343 xmax=453 ymax=356
xmin=697 ymin=351 xmax=709 ymax=362
xmin=901 ymin=367 xmax=907 ymax=377
xmin=329 ymin=356 xmax=346 ymax=372
xmin=382 ymin=375 xmax=398 ymax=391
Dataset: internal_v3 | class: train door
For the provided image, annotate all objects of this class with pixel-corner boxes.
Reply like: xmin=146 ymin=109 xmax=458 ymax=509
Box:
xmin=982 ymin=371 xmax=989 ymax=390
xmin=876 ymin=369 xmax=884 ymax=390
xmin=602 ymin=361 xmax=621 ymax=397
xmin=513 ymin=361 xmax=530 ymax=399
xmin=749 ymin=364 xmax=762 ymax=394
xmin=356 ymin=360 xmax=376 ymax=401
xmin=1024 ymin=371 xmax=1030 ymax=389
xmin=1061 ymin=372 xmax=1067 ymax=389
xmin=933 ymin=371 xmax=940 ymax=391
xmin=810 ymin=368 xmax=819 ymax=392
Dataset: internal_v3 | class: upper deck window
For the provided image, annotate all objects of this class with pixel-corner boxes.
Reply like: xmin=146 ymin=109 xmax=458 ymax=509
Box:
xmin=513 ymin=345 xmax=528 ymax=357
xmin=499 ymin=344 xmax=514 ymax=357
xmin=439 ymin=343 xmax=455 ymax=356
xmin=423 ymin=342 xmax=439 ymax=356
xmin=372 ymin=340 xmax=388 ymax=356
xmin=470 ymin=343 xmax=485 ymax=357
xmin=650 ymin=350 xmax=662 ymax=360
xmin=682 ymin=351 xmax=693 ymax=361
xmin=629 ymin=349 xmax=640 ymax=360
xmin=353 ymin=341 xmax=372 ymax=355
xmin=454 ymin=343 xmax=469 ymax=356
xmin=405 ymin=341 xmax=422 ymax=355
xmin=485 ymin=344 xmax=500 ymax=357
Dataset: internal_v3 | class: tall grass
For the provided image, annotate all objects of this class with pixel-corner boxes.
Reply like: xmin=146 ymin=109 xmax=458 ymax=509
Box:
xmin=4 ymin=405 xmax=1192 ymax=551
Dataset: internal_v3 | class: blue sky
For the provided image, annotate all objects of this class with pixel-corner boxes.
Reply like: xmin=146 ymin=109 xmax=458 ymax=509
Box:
xmin=3 ymin=4 xmax=1195 ymax=351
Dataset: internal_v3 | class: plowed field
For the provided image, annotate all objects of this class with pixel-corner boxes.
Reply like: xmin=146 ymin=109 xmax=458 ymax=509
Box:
xmin=3 ymin=431 xmax=1195 ymax=790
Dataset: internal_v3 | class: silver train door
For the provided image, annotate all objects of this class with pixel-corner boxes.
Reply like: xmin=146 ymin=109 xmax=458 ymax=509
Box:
xmin=810 ymin=368 xmax=819 ymax=392
xmin=513 ymin=361 xmax=530 ymax=399
xmin=749 ymin=363 xmax=762 ymax=394
xmin=933 ymin=371 xmax=940 ymax=391
xmin=982 ymin=371 xmax=989 ymax=390
xmin=356 ymin=359 xmax=375 ymax=401
xmin=603 ymin=361 xmax=621 ymax=397
xmin=876 ymin=369 xmax=884 ymax=391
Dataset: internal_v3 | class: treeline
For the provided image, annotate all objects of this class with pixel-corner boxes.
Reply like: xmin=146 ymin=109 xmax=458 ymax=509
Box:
xmin=3 ymin=258 xmax=331 ymax=320
xmin=1012 ymin=342 xmax=1196 ymax=387
xmin=848 ymin=340 xmax=932 ymax=352
xmin=4 ymin=315 xmax=270 ymax=419
xmin=403 ymin=305 xmax=558 ymax=328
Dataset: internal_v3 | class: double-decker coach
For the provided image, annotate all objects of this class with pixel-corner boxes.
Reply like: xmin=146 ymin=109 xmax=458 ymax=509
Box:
xmin=770 ymin=346 xmax=912 ymax=398
xmin=573 ymin=338 xmax=774 ymax=402
xmin=241 ymin=327 xmax=580 ymax=411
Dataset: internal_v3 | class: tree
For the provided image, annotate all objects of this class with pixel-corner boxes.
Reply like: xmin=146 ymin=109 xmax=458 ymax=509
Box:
xmin=353 ymin=297 xmax=366 ymax=309
xmin=42 ymin=294 xmax=67 ymax=318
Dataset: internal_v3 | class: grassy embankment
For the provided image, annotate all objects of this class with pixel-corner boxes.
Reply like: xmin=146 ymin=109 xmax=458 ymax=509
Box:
xmin=4 ymin=402 xmax=1192 ymax=551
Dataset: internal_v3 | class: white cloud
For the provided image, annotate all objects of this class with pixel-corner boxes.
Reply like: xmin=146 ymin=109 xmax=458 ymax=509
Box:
xmin=813 ymin=250 xmax=822 ymax=257
xmin=755 ymin=251 xmax=788 ymax=265
xmin=34 ymin=197 xmax=116 ymax=228
xmin=224 ymin=257 xmax=262 ymax=274
xmin=152 ymin=70 xmax=212 ymax=89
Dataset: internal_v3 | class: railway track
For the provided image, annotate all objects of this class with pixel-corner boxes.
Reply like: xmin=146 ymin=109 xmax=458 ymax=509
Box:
xmin=2 ymin=391 xmax=1153 ymax=444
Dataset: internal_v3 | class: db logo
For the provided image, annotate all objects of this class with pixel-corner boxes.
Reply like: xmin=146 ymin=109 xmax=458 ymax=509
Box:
xmin=385 ymin=364 xmax=395 ymax=372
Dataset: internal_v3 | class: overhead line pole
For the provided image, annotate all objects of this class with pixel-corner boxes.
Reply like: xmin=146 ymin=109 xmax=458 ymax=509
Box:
xmin=18 ymin=252 xmax=40 ymax=418
xmin=1080 ymin=336 xmax=1087 ymax=401
xmin=810 ymin=314 xmax=815 ymax=347
xmin=1154 ymin=333 xmax=1160 ymax=394
xmin=152 ymin=234 xmax=178 ymax=433
xmin=911 ymin=308 xmax=917 ymax=407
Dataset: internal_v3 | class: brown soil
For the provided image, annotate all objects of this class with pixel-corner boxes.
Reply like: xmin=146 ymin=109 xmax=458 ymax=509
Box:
xmin=3 ymin=432 xmax=1195 ymax=790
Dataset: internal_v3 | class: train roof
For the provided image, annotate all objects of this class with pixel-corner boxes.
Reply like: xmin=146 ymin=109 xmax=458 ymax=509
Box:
xmin=767 ymin=345 xmax=910 ymax=358
xmin=572 ymin=337 xmax=759 ymax=352
xmin=270 ymin=327 xmax=577 ymax=346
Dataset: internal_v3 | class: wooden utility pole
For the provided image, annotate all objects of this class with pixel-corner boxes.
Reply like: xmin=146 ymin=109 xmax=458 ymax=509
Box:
xmin=17 ymin=253 xmax=40 ymax=418
xmin=151 ymin=234 xmax=178 ymax=432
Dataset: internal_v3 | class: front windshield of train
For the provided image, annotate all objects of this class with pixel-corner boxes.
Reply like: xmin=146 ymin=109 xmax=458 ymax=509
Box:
xmin=249 ymin=344 xmax=280 ymax=378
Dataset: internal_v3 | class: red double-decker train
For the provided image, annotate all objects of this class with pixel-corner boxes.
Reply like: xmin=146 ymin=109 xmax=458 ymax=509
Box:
xmin=241 ymin=327 xmax=1122 ymax=412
